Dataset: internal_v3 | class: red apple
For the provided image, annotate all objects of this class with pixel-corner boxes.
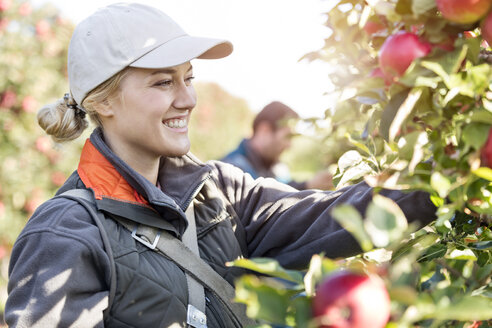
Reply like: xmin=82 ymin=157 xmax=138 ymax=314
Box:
xmin=36 ymin=136 xmax=52 ymax=154
xmin=19 ymin=2 xmax=32 ymax=16
xmin=312 ymin=271 xmax=391 ymax=328
xmin=437 ymin=0 xmax=492 ymax=24
xmin=369 ymin=67 xmax=391 ymax=86
xmin=379 ymin=31 xmax=432 ymax=80
xmin=35 ymin=20 xmax=51 ymax=38
xmin=0 ymin=90 xmax=17 ymax=108
xmin=50 ymin=171 xmax=66 ymax=186
xmin=370 ymin=67 xmax=385 ymax=78
xmin=21 ymin=95 xmax=37 ymax=113
xmin=481 ymin=127 xmax=492 ymax=168
xmin=0 ymin=245 xmax=6 ymax=260
xmin=0 ymin=201 xmax=5 ymax=218
xmin=481 ymin=10 xmax=492 ymax=46
xmin=467 ymin=321 xmax=482 ymax=328
xmin=24 ymin=188 xmax=43 ymax=214
xmin=0 ymin=0 xmax=12 ymax=12
xmin=0 ymin=18 xmax=8 ymax=33
xmin=363 ymin=21 xmax=385 ymax=35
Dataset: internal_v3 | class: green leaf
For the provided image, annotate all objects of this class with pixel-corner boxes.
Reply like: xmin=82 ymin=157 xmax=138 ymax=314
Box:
xmin=442 ymin=87 xmax=460 ymax=106
xmin=411 ymin=0 xmax=436 ymax=15
xmin=335 ymin=150 xmax=375 ymax=187
xmin=435 ymin=206 xmax=454 ymax=234
xmin=430 ymin=172 xmax=451 ymax=198
xmin=472 ymin=167 xmax=492 ymax=181
xmin=483 ymin=98 xmax=492 ymax=113
xmin=420 ymin=266 xmax=446 ymax=291
xmin=447 ymin=64 xmax=492 ymax=97
xmin=364 ymin=194 xmax=409 ymax=248
xmin=468 ymin=241 xmax=492 ymax=250
xmin=337 ymin=150 xmax=363 ymax=172
xmin=292 ymin=296 xmax=312 ymax=328
xmin=434 ymin=296 xmax=492 ymax=321
xmin=380 ymin=89 xmax=410 ymax=141
xmin=462 ymin=123 xmax=490 ymax=151
xmin=463 ymin=36 xmax=482 ymax=64
xmin=418 ymin=243 xmax=447 ymax=262
xmin=374 ymin=1 xmax=399 ymax=21
xmin=477 ymin=252 xmax=492 ymax=267
xmin=338 ymin=162 xmax=375 ymax=187
xmin=467 ymin=109 xmax=492 ymax=125
xmin=395 ymin=0 xmax=412 ymax=15
xmin=421 ymin=45 xmax=467 ymax=78
xmin=397 ymin=131 xmax=429 ymax=173
xmin=400 ymin=63 xmax=441 ymax=88
xmin=303 ymin=254 xmax=338 ymax=296
xmin=389 ymin=286 xmax=418 ymax=305
xmin=446 ymin=248 xmax=477 ymax=260
xmin=430 ymin=194 xmax=445 ymax=207
xmin=332 ymin=204 xmax=373 ymax=252
xmin=392 ymin=232 xmax=440 ymax=262
xmin=389 ymin=88 xmax=423 ymax=142
xmin=231 ymin=258 xmax=304 ymax=284
xmin=234 ymin=275 xmax=293 ymax=324
xmin=345 ymin=133 xmax=371 ymax=155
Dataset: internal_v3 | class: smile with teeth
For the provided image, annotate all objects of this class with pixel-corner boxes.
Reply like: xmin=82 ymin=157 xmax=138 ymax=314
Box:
xmin=163 ymin=110 xmax=189 ymax=129
xmin=163 ymin=118 xmax=187 ymax=128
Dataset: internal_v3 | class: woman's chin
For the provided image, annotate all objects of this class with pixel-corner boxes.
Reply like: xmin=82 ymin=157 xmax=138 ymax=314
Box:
xmin=163 ymin=144 xmax=191 ymax=157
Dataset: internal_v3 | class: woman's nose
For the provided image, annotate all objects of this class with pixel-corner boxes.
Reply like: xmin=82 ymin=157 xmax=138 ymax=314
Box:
xmin=173 ymin=83 xmax=196 ymax=110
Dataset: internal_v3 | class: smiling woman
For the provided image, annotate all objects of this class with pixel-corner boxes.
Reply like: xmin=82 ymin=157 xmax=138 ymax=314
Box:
xmin=5 ymin=2 xmax=438 ymax=328
xmin=99 ymin=64 xmax=197 ymax=183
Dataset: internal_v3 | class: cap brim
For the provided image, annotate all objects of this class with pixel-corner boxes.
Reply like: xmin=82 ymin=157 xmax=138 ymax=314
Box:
xmin=129 ymin=35 xmax=233 ymax=68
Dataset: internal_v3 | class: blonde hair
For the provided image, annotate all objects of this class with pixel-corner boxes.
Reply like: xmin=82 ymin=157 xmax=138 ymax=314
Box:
xmin=37 ymin=67 xmax=131 ymax=142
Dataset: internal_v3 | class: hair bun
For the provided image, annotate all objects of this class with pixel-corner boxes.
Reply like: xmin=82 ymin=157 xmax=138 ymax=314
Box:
xmin=37 ymin=96 xmax=88 ymax=142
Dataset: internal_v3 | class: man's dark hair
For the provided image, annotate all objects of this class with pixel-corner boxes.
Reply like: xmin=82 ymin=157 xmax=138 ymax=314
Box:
xmin=252 ymin=101 xmax=299 ymax=134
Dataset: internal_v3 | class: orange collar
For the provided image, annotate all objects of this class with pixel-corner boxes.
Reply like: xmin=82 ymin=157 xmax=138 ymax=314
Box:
xmin=77 ymin=139 xmax=149 ymax=206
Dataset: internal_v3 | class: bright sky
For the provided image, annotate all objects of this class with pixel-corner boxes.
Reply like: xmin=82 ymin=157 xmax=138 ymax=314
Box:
xmin=33 ymin=0 xmax=335 ymax=118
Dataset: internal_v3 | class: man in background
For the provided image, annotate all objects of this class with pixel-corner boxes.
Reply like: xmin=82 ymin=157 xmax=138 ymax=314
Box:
xmin=221 ymin=101 xmax=333 ymax=190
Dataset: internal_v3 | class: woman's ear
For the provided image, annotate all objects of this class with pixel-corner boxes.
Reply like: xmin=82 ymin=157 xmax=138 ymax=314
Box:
xmin=93 ymin=98 xmax=115 ymax=118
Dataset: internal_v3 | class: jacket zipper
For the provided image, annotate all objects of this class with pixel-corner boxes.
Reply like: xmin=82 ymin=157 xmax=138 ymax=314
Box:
xmin=206 ymin=296 xmax=236 ymax=328
xmin=182 ymin=174 xmax=211 ymax=212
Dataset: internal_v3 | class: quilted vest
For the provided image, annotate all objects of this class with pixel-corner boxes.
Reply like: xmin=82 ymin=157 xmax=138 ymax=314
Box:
xmin=63 ymin=174 xmax=248 ymax=327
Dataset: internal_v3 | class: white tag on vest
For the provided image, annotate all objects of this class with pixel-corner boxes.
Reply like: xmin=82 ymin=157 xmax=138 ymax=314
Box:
xmin=187 ymin=304 xmax=207 ymax=328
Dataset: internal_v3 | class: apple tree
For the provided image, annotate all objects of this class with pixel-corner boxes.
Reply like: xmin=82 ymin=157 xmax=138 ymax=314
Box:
xmin=0 ymin=0 xmax=81 ymax=319
xmin=231 ymin=0 xmax=492 ymax=327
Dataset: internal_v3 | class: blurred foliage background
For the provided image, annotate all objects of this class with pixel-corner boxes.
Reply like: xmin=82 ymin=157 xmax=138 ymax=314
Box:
xmin=189 ymin=82 xmax=254 ymax=161
xmin=0 ymin=0 xmax=333 ymax=321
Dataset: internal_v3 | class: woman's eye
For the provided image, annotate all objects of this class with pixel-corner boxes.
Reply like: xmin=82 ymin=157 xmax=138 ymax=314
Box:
xmin=154 ymin=80 xmax=172 ymax=87
xmin=185 ymin=76 xmax=195 ymax=85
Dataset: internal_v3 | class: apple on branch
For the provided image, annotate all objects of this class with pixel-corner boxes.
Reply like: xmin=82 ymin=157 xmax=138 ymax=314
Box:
xmin=437 ymin=0 xmax=492 ymax=24
xmin=312 ymin=270 xmax=391 ymax=328
xmin=481 ymin=9 xmax=492 ymax=46
xmin=378 ymin=31 xmax=432 ymax=81
xmin=480 ymin=127 xmax=492 ymax=168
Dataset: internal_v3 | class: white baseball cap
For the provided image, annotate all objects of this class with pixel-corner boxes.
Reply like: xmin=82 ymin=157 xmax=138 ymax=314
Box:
xmin=68 ymin=2 xmax=233 ymax=105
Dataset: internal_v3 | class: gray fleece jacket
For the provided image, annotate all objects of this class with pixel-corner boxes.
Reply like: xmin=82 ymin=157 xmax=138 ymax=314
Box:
xmin=5 ymin=128 xmax=437 ymax=327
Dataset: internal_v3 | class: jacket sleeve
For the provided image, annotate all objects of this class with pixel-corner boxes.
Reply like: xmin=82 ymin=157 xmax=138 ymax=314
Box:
xmin=5 ymin=198 xmax=111 ymax=328
xmin=213 ymin=161 xmax=437 ymax=270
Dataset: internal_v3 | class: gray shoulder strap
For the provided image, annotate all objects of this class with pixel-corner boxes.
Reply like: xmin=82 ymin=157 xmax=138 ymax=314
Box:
xmin=57 ymin=188 xmax=117 ymax=320
xmin=182 ymin=202 xmax=207 ymax=327
xmin=60 ymin=189 xmax=255 ymax=327
xmin=117 ymin=212 xmax=255 ymax=327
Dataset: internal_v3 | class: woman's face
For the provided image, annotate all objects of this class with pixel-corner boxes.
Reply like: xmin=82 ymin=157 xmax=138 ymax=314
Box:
xmin=101 ymin=62 xmax=196 ymax=164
